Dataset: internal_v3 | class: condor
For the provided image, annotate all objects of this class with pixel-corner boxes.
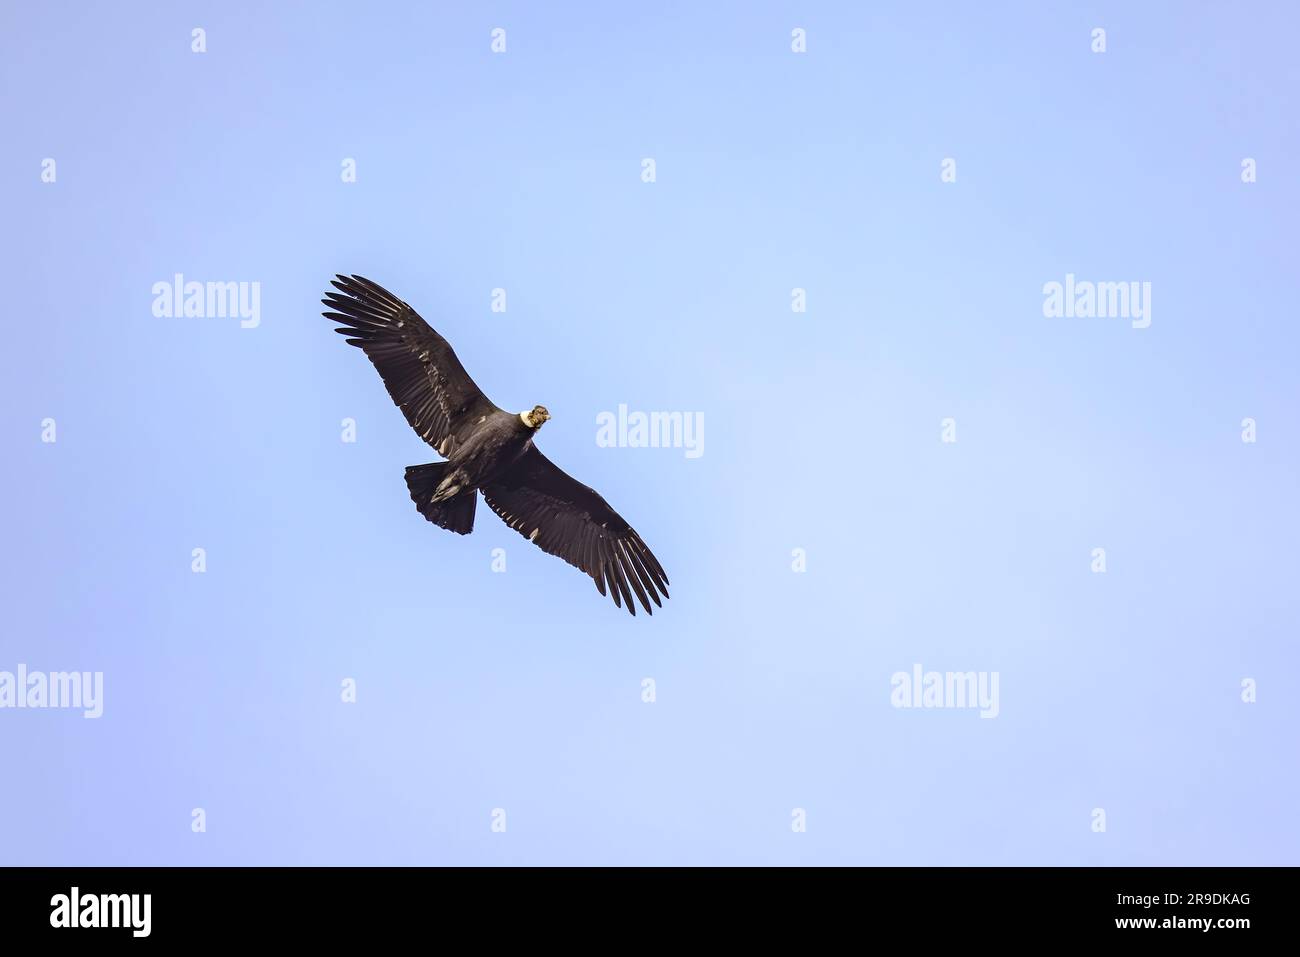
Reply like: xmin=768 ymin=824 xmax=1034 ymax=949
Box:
xmin=322 ymin=275 xmax=669 ymax=616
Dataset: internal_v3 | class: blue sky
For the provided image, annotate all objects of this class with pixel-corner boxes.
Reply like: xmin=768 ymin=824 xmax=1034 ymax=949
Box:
xmin=1 ymin=1 xmax=1297 ymax=864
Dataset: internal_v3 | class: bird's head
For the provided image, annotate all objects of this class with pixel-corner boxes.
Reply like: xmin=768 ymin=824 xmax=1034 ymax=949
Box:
xmin=520 ymin=405 xmax=551 ymax=430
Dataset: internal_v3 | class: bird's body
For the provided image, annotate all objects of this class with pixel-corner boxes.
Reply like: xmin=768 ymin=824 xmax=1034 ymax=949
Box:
xmin=321 ymin=274 xmax=669 ymax=616
xmin=430 ymin=409 xmax=534 ymax=501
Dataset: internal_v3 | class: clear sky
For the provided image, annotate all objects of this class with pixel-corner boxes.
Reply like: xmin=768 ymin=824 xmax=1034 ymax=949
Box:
xmin=2 ymin=1 xmax=1297 ymax=865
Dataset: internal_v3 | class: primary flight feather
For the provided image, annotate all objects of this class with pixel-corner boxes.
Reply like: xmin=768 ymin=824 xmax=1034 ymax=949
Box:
xmin=321 ymin=274 xmax=669 ymax=616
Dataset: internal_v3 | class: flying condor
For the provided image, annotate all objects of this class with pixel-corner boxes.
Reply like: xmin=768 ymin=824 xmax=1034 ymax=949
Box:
xmin=321 ymin=274 xmax=669 ymax=616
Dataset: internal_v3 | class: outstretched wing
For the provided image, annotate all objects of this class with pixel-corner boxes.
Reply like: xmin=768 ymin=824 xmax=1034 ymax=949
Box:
xmin=483 ymin=447 xmax=670 ymax=616
xmin=322 ymin=275 xmax=498 ymax=455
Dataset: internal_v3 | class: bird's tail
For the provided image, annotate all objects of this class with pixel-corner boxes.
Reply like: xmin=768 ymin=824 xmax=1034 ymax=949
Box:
xmin=405 ymin=463 xmax=477 ymax=534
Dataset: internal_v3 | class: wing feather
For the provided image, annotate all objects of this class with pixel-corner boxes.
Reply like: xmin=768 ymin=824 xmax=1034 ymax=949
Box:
xmin=322 ymin=275 xmax=497 ymax=452
xmin=482 ymin=448 xmax=669 ymax=616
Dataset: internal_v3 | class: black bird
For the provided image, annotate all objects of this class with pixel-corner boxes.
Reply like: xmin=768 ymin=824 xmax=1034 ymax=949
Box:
xmin=321 ymin=274 xmax=669 ymax=616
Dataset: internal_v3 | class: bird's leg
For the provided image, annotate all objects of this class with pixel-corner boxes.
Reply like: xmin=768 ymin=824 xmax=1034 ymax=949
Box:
xmin=431 ymin=469 xmax=467 ymax=503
